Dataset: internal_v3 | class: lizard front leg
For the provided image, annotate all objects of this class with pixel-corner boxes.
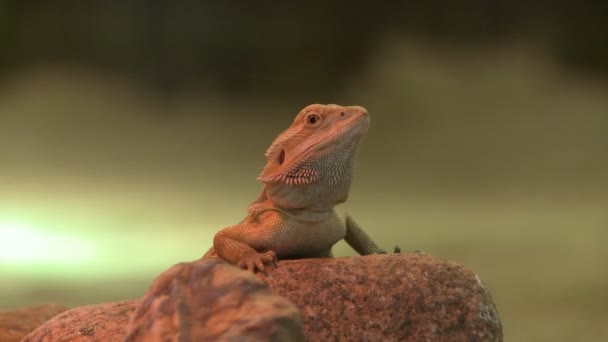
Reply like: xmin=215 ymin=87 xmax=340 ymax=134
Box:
xmin=344 ymin=215 xmax=387 ymax=255
xmin=213 ymin=222 xmax=278 ymax=273
xmin=213 ymin=225 xmax=278 ymax=272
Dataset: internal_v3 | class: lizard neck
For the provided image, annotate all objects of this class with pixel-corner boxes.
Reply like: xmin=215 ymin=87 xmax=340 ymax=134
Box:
xmin=260 ymin=142 xmax=359 ymax=211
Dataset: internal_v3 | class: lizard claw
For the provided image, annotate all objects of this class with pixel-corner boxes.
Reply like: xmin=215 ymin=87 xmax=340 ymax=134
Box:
xmin=237 ymin=250 xmax=278 ymax=273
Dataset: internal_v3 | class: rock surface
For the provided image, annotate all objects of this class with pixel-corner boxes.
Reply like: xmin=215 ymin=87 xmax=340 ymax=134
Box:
xmin=21 ymin=300 xmax=138 ymax=342
xmin=22 ymin=253 xmax=502 ymax=341
xmin=264 ymin=253 xmax=502 ymax=341
xmin=0 ymin=304 xmax=68 ymax=342
xmin=123 ymin=259 xmax=304 ymax=341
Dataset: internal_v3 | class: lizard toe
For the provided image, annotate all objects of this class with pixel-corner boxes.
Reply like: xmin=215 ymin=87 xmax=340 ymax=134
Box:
xmin=255 ymin=259 xmax=266 ymax=272
xmin=237 ymin=250 xmax=278 ymax=273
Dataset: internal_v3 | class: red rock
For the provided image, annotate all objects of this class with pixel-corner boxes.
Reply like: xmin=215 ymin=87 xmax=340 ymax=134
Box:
xmin=22 ymin=253 xmax=502 ymax=341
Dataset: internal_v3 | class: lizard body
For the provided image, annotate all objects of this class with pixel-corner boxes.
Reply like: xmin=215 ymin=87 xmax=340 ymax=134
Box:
xmin=204 ymin=104 xmax=386 ymax=271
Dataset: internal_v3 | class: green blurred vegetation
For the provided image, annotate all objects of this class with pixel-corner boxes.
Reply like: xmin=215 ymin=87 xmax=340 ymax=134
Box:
xmin=1 ymin=3 xmax=608 ymax=341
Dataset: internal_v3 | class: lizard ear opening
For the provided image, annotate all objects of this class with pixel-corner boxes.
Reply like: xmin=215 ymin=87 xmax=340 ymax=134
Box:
xmin=278 ymin=149 xmax=285 ymax=165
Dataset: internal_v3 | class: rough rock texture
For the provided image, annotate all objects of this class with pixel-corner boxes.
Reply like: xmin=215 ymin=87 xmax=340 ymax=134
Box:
xmin=123 ymin=259 xmax=304 ymax=342
xmin=22 ymin=253 xmax=502 ymax=341
xmin=263 ymin=253 xmax=502 ymax=341
xmin=21 ymin=300 xmax=138 ymax=342
xmin=0 ymin=304 xmax=68 ymax=342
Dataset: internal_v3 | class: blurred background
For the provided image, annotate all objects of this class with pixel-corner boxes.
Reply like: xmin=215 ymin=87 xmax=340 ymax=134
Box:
xmin=1 ymin=1 xmax=607 ymax=340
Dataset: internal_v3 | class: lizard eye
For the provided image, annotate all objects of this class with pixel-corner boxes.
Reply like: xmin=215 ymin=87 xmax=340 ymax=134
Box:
xmin=305 ymin=113 xmax=321 ymax=127
xmin=278 ymin=149 xmax=285 ymax=165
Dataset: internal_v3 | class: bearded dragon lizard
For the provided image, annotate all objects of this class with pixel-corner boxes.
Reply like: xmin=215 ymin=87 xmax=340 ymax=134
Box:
xmin=204 ymin=104 xmax=387 ymax=272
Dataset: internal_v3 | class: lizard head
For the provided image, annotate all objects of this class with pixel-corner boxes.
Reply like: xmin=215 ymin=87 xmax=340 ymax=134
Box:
xmin=257 ymin=104 xmax=370 ymax=185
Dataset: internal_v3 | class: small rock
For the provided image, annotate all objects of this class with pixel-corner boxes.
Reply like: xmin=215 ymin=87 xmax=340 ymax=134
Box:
xmin=0 ymin=304 xmax=68 ymax=342
xmin=123 ymin=258 xmax=304 ymax=342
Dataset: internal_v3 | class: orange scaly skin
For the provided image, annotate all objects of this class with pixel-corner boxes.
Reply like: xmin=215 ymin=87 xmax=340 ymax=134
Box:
xmin=204 ymin=104 xmax=386 ymax=272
